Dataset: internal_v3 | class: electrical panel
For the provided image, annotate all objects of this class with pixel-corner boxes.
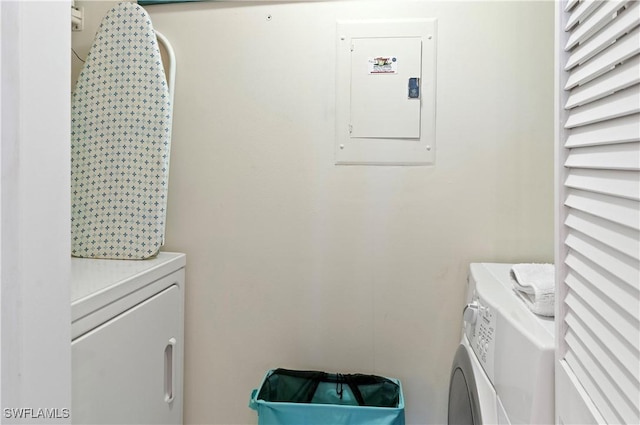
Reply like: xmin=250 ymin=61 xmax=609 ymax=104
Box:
xmin=336 ymin=19 xmax=437 ymax=165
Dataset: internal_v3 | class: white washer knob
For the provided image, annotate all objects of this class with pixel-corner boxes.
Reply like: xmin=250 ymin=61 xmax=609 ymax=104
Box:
xmin=463 ymin=302 xmax=478 ymax=324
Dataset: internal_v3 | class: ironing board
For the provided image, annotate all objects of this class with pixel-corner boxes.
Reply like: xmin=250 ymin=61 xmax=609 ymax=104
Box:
xmin=71 ymin=2 xmax=172 ymax=259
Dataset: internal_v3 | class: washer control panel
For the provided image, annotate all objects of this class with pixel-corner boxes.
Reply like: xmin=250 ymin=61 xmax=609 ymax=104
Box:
xmin=464 ymin=292 xmax=496 ymax=380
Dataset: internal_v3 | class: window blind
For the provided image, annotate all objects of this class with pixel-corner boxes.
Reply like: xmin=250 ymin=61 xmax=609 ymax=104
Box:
xmin=558 ymin=0 xmax=639 ymax=423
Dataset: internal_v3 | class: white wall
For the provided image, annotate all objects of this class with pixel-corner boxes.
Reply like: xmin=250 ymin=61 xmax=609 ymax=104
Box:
xmin=142 ymin=1 xmax=555 ymax=424
xmin=1 ymin=1 xmax=71 ymax=423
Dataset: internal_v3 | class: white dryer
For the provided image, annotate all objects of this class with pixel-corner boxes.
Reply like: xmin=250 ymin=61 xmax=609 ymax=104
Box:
xmin=71 ymin=252 xmax=186 ymax=424
xmin=448 ymin=263 xmax=555 ymax=425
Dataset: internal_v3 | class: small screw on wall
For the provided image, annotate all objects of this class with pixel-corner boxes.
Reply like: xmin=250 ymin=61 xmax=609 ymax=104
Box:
xmin=266 ymin=14 xmax=272 ymax=21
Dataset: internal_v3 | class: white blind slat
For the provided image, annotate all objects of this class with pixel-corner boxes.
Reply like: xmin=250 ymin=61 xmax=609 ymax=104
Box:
xmin=564 ymin=323 xmax=639 ymax=424
xmin=565 ymin=250 xmax=640 ymax=319
xmin=565 ymin=0 xmax=630 ymax=51
xmin=565 ymin=1 xmax=640 ymax=71
xmin=564 ymin=295 xmax=639 ymax=382
xmin=565 ymin=208 xmax=640 ymax=258
xmin=565 ymin=230 xmax=640 ymax=287
xmin=566 ymin=269 xmax=640 ymax=349
xmin=564 ymin=141 xmax=640 ymax=170
xmin=565 ymin=0 xmax=581 ymax=12
xmin=564 ymin=82 xmax=640 ymax=128
xmin=565 ymin=188 xmax=640 ymax=229
xmin=565 ymin=343 xmax=627 ymax=424
xmin=565 ymin=26 xmax=640 ymax=90
xmin=566 ymin=0 xmax=605 ymax=31
xmin=566 ymin=313 xmax=640 ymax=408
xmin=564 ymin=168 xmax=640 ymax=200
xmin=565 ymin=58 xmax=640 ymax=109
xmin=565 ymin=113 xmax=640 ymax=147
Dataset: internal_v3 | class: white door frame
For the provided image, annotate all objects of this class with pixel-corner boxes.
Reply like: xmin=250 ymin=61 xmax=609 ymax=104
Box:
xmin=1 ymin=1 xmax=71 ymax=423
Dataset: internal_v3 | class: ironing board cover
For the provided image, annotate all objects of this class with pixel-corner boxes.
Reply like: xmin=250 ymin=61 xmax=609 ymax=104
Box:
xmin=71 ymin=2 xmax=172 ymax=259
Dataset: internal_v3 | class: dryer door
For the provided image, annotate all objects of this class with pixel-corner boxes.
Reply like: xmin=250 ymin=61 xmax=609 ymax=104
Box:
xmin=448 ymin=344 xmax=482 ymax=425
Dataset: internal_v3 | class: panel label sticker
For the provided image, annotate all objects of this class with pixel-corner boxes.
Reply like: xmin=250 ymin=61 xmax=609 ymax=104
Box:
xmin=367 ymin=56 xmax=397 ymax=74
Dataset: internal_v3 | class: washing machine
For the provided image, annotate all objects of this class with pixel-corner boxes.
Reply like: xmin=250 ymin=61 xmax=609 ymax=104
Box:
xmin=448 ymin=263 xmax=555 ymax=425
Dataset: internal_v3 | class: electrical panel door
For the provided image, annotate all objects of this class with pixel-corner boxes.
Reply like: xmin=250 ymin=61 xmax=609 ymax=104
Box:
xmin=350 ymin=37 xmax=422 ymax=139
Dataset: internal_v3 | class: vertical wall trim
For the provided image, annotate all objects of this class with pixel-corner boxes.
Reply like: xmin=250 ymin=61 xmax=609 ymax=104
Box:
xmin=1 ymin=1 xmax=72 ymax=423
xmin=1 ymin=0 xmax=23 ymax=414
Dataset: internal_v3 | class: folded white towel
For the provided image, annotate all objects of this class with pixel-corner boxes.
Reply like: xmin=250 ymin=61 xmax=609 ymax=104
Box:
xmin=511 ymin=263 xmax=555 ymax=317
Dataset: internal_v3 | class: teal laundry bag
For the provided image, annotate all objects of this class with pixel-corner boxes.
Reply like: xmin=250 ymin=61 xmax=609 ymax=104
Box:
xmin=249 ymin=369 xmax=405 ymax=425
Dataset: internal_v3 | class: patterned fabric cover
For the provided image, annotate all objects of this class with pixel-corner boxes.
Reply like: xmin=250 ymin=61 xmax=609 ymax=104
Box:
xmin=71 ymin=2 xmax=172 ymax=259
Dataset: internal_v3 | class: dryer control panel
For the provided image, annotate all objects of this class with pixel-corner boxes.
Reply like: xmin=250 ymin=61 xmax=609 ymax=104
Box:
xmin=463 ymin=293 xmax=496 ymax=381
